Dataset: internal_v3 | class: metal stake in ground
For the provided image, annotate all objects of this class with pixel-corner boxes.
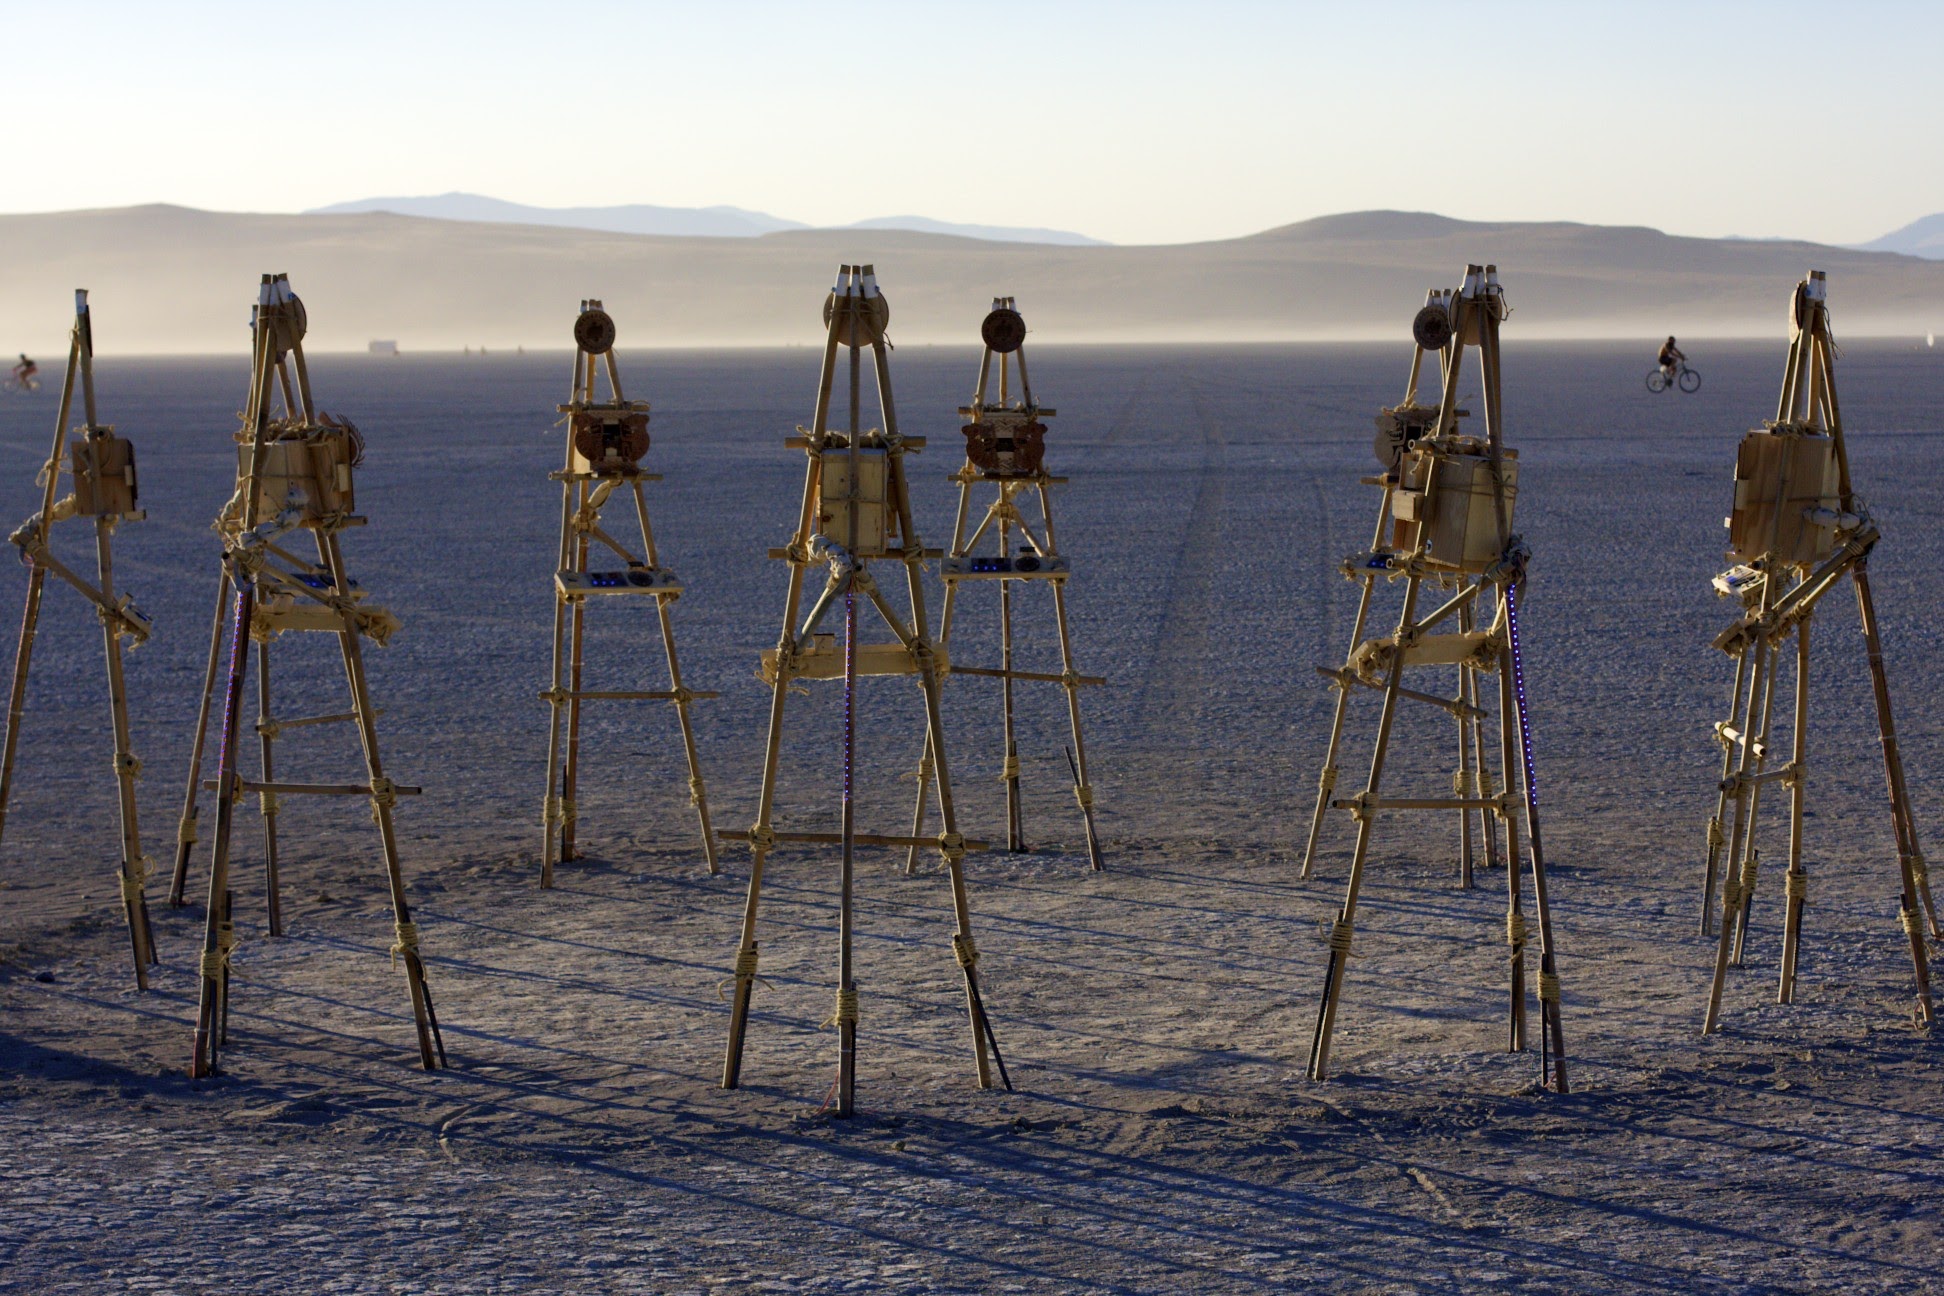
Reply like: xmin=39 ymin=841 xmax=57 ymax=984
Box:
xmin=1302 ymin=266 xmax=1569 ymax=1094
xmin=180 ymin=273 xmax=444 ymax=1077
xmin=719 ymin=265 xmax=1011 ymax=1110
xmin=537 ymin=301 xmax=719 ymax=886
xmin=0 ymin=290 xmax=156 ymax=988
xmin=904 ymin=298 xmax=1107 ymax=872
xmin=1699 ymin=269 xmax=1936 ymax=1033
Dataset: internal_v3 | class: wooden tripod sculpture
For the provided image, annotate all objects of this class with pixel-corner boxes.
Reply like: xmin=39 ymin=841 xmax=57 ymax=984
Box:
xmin=1299 ymin=285 xmax=1505 ymax=890
xmin=1699 ymin=269 xmax=1937 ymax=1032
xmin=539 ymin=301 xmax=718 ymax=886
xmin=0 ymin=290 xmax=156 ymax=987
xmin=175 ymin=273 xmax=444 ymax=1076
xmin=719 ymin=265 xmax=1009 ymax=1117
xmin=904 ymin=298 xmax=1105 ymax=871
xmin=1303 ymin=266 xmax=1568 ymax=1092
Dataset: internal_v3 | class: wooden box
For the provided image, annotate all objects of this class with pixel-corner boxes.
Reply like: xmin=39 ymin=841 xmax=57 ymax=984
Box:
xmin=819 ymin=447 xmax=889 ymax=556
xmin=1727 ymin=430 xmax=1839 ymax=565
xmin=240 ymin=430 xmax=356 ymax=522
xmin=69 ymin=432 xmax=139 ymax=517
xmin=1391 ymin=446 xmax=1518 ymax=572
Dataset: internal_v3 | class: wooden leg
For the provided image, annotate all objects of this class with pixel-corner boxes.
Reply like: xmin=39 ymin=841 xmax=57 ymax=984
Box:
xmin=1299 ymin=576 xmax=1376 ymax=880
xmin=93 ymin=522 xmax=154 ymax=985
xmin=835 ymin=585 xmax=859 ymax=1117
xmin=1700 ymin=644 xmax=1753 ymax=936
xmin=902 ymin=732 xmax=933 ymax=877
xmin=561 ymin=586 xmax=587 ymax=866
xmin=172 ymin=570 xmax=231 ymax=906
xmin=654 ymin=593 xmax=718 ymax=875
xmin=1049 ymin=580 xmax=1103 ymax=871
xmin=1732 ymin=641 xmax=1785 ymax=968
xmin=721 ymin=644 xmax=795 ymax=1089
xmin=256 ymin=641 xmax=284 ymax=937
xmin=1308 ymin=579 xmax=1419 ymax=1082
xmin=1852 ymin=568 xmax=1937 ymax=1022
xmin=998 ymin=539 xmax=1024 ymax=853
xmin=0 ymin=568 xmax=48 ymax=848
xmin=1705 ymin=635 xmax=1774 ymax=1034
xmin=1778 ymin=619 xmax=1811 ymax=1003
xmin=1502 ymin=581 xmax=1568 ymax=1093
xmin=540 ymin=590 xmax=569 ymax=888
xmin=322 ymin=533 xmax=443 ymax=1069
xmin=192 ymin=574 xmax=255 ymax=1078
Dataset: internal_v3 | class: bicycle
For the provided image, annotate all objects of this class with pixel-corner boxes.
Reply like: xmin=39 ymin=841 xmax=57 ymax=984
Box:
xmin=1646 ymin=363 xmax=1701 ymax=394
xmin=3 ymin=372 xmax=40 ymax=394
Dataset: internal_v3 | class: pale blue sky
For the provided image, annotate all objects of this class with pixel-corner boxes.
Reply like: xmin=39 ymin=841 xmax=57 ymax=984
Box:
xmin=5 ymin=0 xmax=1938 ymax=245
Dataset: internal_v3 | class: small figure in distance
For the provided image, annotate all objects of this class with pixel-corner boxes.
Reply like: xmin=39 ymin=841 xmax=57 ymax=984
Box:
xmin=7 ymin=354 xmax=36 ymax=392
xmin=1657 ymin=336 xmax=1686 ymax=383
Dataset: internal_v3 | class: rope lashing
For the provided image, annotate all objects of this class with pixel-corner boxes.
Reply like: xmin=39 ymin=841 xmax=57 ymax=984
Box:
xmin=952 ymin=933 xmax=980 ymax=969
xmin=1326 ymin=920 xmax=1355 ymax=956
xmin=1073 ymin=784 xmax=1095 ymax=809
xmin=369 ymin=776 xmax=398 ymax=824
xmin=542 ymin=796 xmax=563 ymax=827
xmin=255 ymin=718 xmax=284 ymax=740
xmin=1739 ymin=857 xmax=1760 ymax=894
xmin=1706 ymin=818 xmax=1725 ymax=849
xmin=822 ymin=986 xmax=860 ymax=1029
xmin=111 ymin=751 xmax=142 ymax=779
xmin=177 ymin=812 xmax=199 ymax=846
xmin=938 ymin=832 xmax=967 ymax=864
xmin=1784 ymin=872 xmax=1808 ymax=901
xmin=1345 ymin=791 xmax=1378 ymax=823
xmin=908 ymin=754 xmax=935 ymax=782
xmin=1910 ymin=855 xmax=1929 ymax=888
xmin=1059 ymin=669 xmax=1084 ymax=689
xmin=688 ymin=777 xmax=706 ymax=808
xmin=198 ymin=948 xmax=228 ymax=981
xmin=259 ymin=791 xmax=280 ymax=818
xmin=669 ymin=686 xmax=696 ymax=706
xmin=717 ymin=948 xmax=773 ymax=1000
xmin=1505 ymin=912 xmax=1527 ymax=946
xmin=747 ymin=825 xmax=777 ymax=853
xmin=119 ymin=858 xmax=150 ymax=908
xmin=1538 ymin=972 xmax=1562 ymax=1004
xmin=1453 ymin=769 xmax=1474 ymax=797
xmin=1318 ymin=765 xmax=1338 ymax=796
xmin=1000 ymin=757 xmax=1020 ymax=781
xmin=538 ymin=686 xmax=569 ymax=705
xmin=559 ymin=797 xmax=576 ymax=827
xmin=391 ymin=920 xmax=420 ymax=968
xmin=1901 ymin=908 xmax=1923 ymax=939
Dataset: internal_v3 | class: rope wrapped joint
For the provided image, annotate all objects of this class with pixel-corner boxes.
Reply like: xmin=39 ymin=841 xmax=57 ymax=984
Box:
xmin=717 ymin=947 xmax=773 ymax=1001
xmin=111 ymin=751 xmax=142 ymax=779
xmin=1784 ymin=871 xmax=1808 ymax=901
xmin=999 ymin=756 xmax=1020 ymax=781
xmin=390 ymin=919 xmax=420 ymax=968
xmin=1318 ymin=765 xmax=1338 ymax=796
xmin=368 ymin=776 xmax=399 ymax=824
xmin=747 ymin=825 xmax=777 ymax=853
xmin=1538 ymin=971 xmax=1562 ymax=1004
xmin=542 ymin=795 xmax=563 ymax=827
xmin=937 ymin=831 xmax=967 ymax=864
xmin=1073 ymin=783 xmax=1095 ymax=809
xmin=1325 ymin=920 xmax=1355 ymax=957
xmin=952 ymin=933 xmax=980 ymax=970
xmin=1505 ymin=912 xmax=1528 ymax=947
xmin=823 ymin=986 xmax=860 ymax=1029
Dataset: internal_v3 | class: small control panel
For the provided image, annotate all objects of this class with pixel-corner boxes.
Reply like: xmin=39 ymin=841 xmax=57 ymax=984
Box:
xmin=1712 ymin=564 xmax=1764 ymax=599
xmin=941 ymin=553 xmax=1070 ymax=580
xmin=292 ymin=571 xmax=361 ymax=595
xmin=557 ymin=567 xmax=684 ymax=597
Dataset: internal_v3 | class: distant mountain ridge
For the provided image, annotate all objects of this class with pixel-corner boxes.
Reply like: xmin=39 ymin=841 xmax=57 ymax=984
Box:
xmin=305 ymin=192 xmax=1107 ymax=246
xmin=7 ymin=204 xmax=1942 ymax=352
xmin=1855 ymin=213 xmax=1944 ymax=259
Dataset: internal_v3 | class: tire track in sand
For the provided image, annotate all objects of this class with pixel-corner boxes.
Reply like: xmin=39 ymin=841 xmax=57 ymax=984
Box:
xmin=1132 ymin=380 xmax=1226 ymax=748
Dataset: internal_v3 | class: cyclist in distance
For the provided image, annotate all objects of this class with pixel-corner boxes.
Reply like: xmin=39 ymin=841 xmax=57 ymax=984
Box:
xmin=9 ymin=354 xmax=35 ymax=388
xmin=1657 ymin=336 xmax=1686 ymax=384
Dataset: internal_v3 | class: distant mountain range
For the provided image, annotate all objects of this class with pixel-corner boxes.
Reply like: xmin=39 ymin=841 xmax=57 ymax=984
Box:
xmin=6 ymin=205 xmax=1942 ymax=353
xmin=1854 ymin=212 xmax=1944 ymax=259
xmin=305 ymin=193 xmax=1108 ymax=246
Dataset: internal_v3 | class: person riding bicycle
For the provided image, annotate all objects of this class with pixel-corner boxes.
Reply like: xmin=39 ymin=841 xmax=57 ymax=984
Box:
xmin=1657 ymin=337 xmax=1686 ymax=382
xmin=10 ymin=354 xmax=35 ymax=387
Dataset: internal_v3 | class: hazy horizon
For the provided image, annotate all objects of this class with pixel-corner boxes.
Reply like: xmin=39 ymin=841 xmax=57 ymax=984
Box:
xmin=6 ymin=1 xmax=1941 ymax=247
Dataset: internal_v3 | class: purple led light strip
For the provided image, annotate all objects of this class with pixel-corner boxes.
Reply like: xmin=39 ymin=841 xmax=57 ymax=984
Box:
xmin=1504 ymin=579 xmax=1539 ymax=808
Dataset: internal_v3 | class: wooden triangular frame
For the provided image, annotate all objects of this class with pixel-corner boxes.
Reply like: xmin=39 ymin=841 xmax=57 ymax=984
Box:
xmin=0 ymin=290 xmax=156 ymax=987
xmin=170 ymin=273 xmax=444 ymax=1076
xmin=718 ymin=264 xmax=1010 ymax=1117
xmin=1698 ymin=269 xmax=1938 ymax=1031
xmin=903 ymin=296 xmax=1106 ymax=871
xmin=1301 ymin=265 xmax=1568 ymax=1093
xmin=538 ymin=299 xmax=719 ymax=886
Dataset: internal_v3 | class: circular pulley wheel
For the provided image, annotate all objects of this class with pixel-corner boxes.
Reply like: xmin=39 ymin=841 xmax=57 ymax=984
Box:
xmin=823 ymin=292 xmax=891 ymax=346
xmin=980 ymin=307 xmax=1027 ymax=354
xmin=574 ymin=309 xmax=617 ymax=355
xmin=1411 ymin=303 xmax=1453 ymax=351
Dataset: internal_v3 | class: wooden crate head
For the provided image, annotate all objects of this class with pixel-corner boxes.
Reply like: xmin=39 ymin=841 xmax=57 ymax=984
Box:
xmin=571 ymin=407 xmax=650 ymax=474
xmin=70 ymin=431 xmax=140 ymax=517
xmin=819 ymin=446 xmax=891 ymax=556
xmin=1727 ymin=429 xmax=1840 ymax=566
xmin=1390 ymin=440 xmax=1518 ymax=572
xmin=962 ymin=410 xmax=1047 ymax=478
xmin=239 ymin=421 xmax=359 ymax=523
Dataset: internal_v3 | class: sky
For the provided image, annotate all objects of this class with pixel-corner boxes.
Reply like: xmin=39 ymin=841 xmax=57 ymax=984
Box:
xmin=4 ymin=0 xmax=1940 ymax=246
